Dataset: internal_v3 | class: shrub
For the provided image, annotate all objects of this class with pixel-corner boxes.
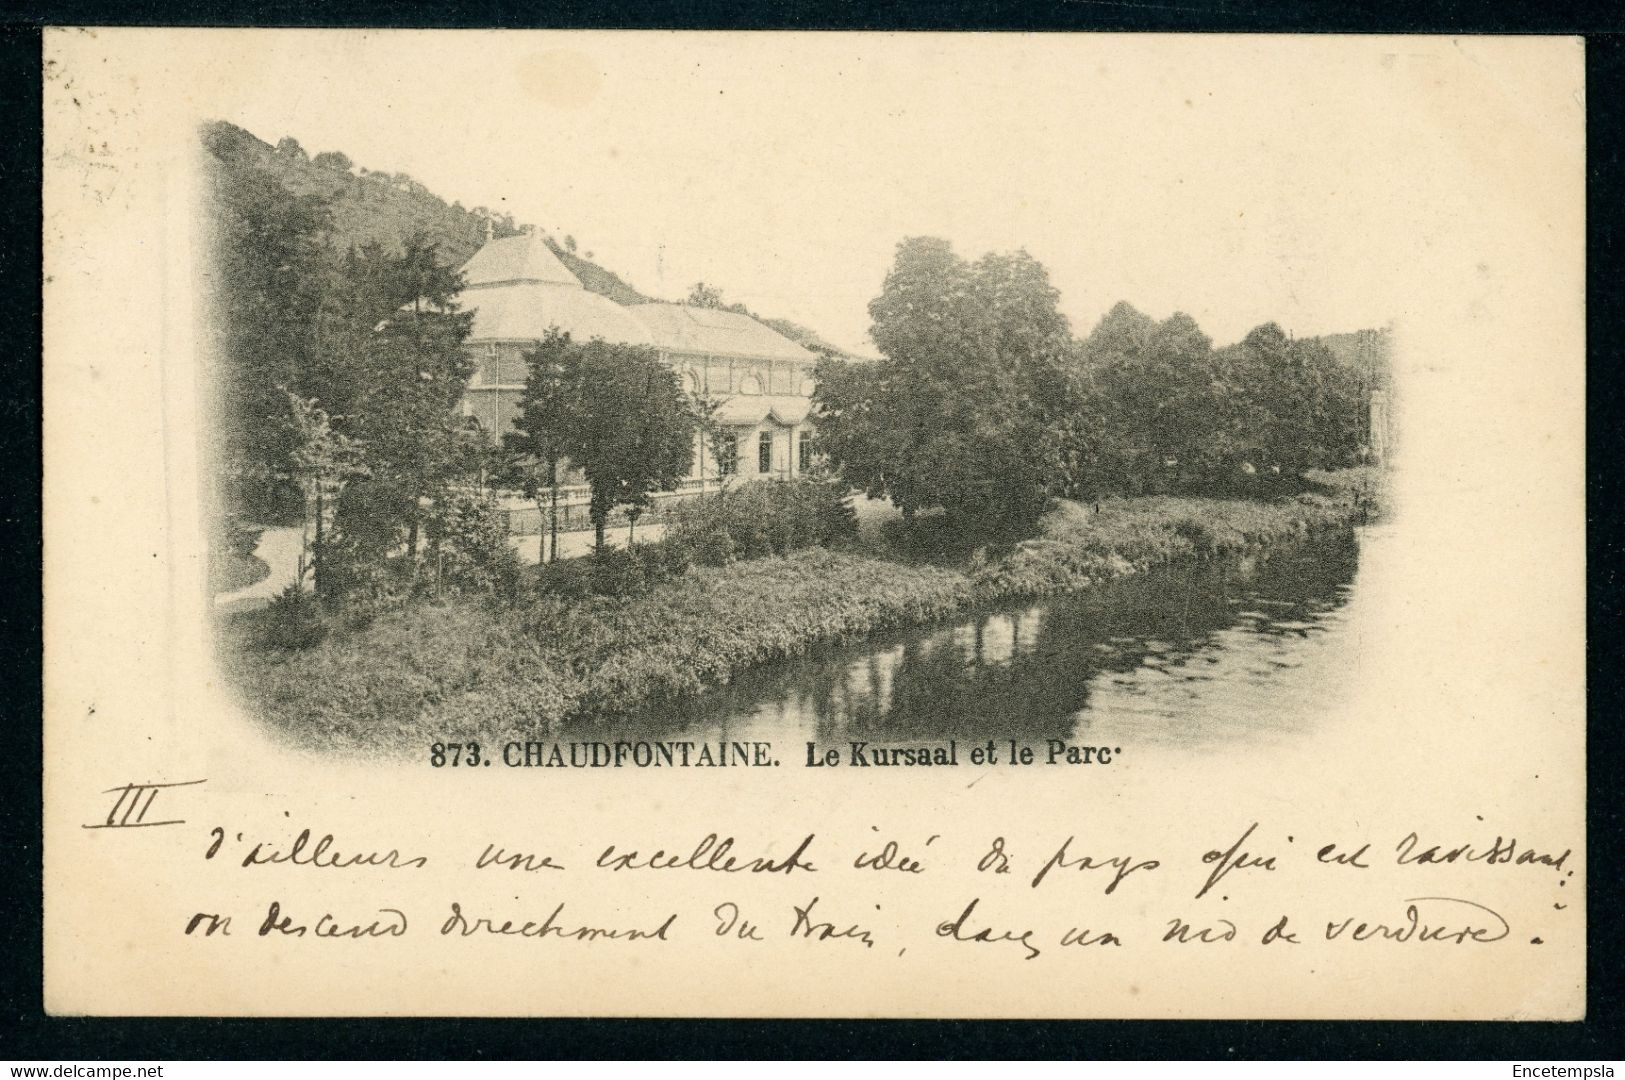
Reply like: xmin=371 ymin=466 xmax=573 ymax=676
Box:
xmin=222 ymin=474 xmax=1374 ymax=756
xmin=427 ymin=490 xmax=522 ymax=595
xmin=664 ymin=479 xmax=855 ymax=566
xmin=587 ymin=546 xmax=653 ymax=598
xmin=532 ymin=542 xmax=685 ymax=601
xmin=318 ymin=480 xmax=416 ymax=607
xmin=257 ymin=582 xmax=326 ymax=650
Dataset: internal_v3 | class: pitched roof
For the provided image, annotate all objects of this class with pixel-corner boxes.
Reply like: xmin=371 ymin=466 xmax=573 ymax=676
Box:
xmin=461 ymin=282 xmax=656 ymax=346
xmin=626 ymin=303 xmax=816 ymax=362
xmin=459 ymin=233 xmax=581 ymax=288
xmin=454 ymin=236 xmax=816 ymax=361
xmin=456 ymin=234 xmax=657 ymax=345
xmin=712 ymin=395 xmax=812 ymax=427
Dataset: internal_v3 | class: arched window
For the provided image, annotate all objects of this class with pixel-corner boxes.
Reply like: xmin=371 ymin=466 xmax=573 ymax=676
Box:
xmin=681 ymin=370 xmax=700 ymax=395
xmin=738 ymin=373 xmax=763 ymax=396
xmin=799 ymin=375 xmax=817 ymax=397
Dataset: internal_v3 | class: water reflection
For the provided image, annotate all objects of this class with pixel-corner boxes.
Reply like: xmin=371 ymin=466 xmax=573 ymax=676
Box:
xmin=621 ymin=528 xmax=1366 ymax=749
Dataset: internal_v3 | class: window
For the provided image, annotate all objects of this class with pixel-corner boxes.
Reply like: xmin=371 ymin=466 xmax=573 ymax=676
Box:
xmin=738 ymin=373 xmax=764 ymax=396
xmin=758 ymin=431 xmax=774 ymax=474
xmin=472 ymin=343 xmax=499 ymax=386
xmin=798 ymin=432 xmax=815 ymax=473
xmin=716 ymin=432 xmax=738 ymax=477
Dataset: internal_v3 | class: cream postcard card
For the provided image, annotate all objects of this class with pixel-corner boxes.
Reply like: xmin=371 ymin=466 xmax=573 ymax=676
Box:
xmin=42 ymin=29 xmax=1584 ymax=1018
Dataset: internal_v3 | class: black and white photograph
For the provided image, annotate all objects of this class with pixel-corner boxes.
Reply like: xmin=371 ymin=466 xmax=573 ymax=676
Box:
xmin=199 ymin=37 xmax=1394 ymax=759
xmin=39 ymin=29 xmax=1585 ymax=1022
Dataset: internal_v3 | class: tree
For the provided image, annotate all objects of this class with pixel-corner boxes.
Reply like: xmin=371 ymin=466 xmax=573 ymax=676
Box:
xmin=1086 ymin=308 xmax=1234 ymax=490
xmin=201 ymin=148 xmax=331 ymax=524
xmin=505 ymin=330 xmax=579 ymax=564
xmin=204 ymin=132 xmax=483 ymax=601
xmin=309 ymin=234 xmax=477 ymax=566
xmin=685 ymin=388 xmax=735 ymax=496
xmin=510 ymin=335 xmax=695 ymax=552
xmin=275 ymin=136 xmax=308 ymax=160
xmin=281 ymin=391 xmax=365 ymax=600
xmin=686 ymin=281 xmax=725 ymax=309
xmin=1225 ymin=324 xmax=1364 ymax=477
xmin=313 ymin=150 xmax=353 ymax=171
xmin=815 ymin=237 xmax=1069 ymax=537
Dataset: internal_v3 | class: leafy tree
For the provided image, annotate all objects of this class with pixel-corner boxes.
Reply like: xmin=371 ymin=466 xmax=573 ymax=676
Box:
xmin=686 ymin=388 xmax=738 ymax=495
xmin=505 ymin=329 xmax=580 ymax=563
xmin=1081 ymin=301 xmax=1156 ymax=365
xmin=1087 ymin=309 xmax=1234 ymax=489
xmin=313 ymin=150 xmax=353 ymax=171
xmin=815 ymin=237 xmax=1069 ymax=537
xmin=275 ymin=136 xmax=308 ymax=160
xmin=309 ymin=235 xmax=477 ymax=564
xmin=510 ymin=334 xmax=695 ymax=551
xmin=687 ymin=281 xmax=725 ymax=309
xmin=201 ymin=149 xmax=331 ymax=524
xmin=1225 ymin=324 xmax=1364 ymax=477
xmin=280 ymin=391 xmax=366 ymax=599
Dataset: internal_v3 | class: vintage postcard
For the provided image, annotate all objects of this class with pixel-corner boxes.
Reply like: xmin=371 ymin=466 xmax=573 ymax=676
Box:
xmin=41 ymin=29 xmax=1585 ymax=1018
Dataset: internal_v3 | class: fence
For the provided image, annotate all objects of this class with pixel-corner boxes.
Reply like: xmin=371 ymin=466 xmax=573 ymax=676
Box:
xmin=501 ymin=477 xmax=718 ymax=535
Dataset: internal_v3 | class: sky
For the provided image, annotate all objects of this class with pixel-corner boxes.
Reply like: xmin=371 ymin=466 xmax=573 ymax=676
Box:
xmin=199 ymin=31 xmax=1543 ymax=356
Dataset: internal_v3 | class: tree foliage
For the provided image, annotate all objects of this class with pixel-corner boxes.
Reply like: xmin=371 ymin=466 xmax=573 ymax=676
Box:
xmin=312 ymin=150 xmax=353 ymax=171
xmin=205 ymin=135 xmax=478 ymax=598
xmin=508 ymin=334 xmax=696 ymax=551
xmin=816 ymin=237 xmax=1374 ymax=530
xmin=815 ymin=237 xmax=1068 ymax=536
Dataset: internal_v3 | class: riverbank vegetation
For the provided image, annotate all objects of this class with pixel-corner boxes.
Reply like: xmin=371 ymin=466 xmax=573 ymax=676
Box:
xmin=221 ymin=473 xmax=1377 ymax=754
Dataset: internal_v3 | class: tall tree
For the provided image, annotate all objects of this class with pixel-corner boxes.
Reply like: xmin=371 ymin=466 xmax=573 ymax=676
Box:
xmin=201 ymin=147 xmax=331 ymax=524
xmin=816 ymin=237 xmax=1068 ymax=536
xmin=505 ymin=329 xmax=580 ymax=563
xmin=510 ymin=335 xmax=695 ymax=552
xmin=1089 ymin=309 xmax=1231 ymax=486
xmin=316 ymin=235 xmax=478 ymax=564
xmin=1226 ymin=323 xmax=1364 ymax=477
xmin=280 ymin=391 xmax=365 ymax=599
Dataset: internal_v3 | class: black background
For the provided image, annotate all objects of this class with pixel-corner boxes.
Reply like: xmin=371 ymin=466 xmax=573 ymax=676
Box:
xmin=1 ymin=3 xmax=1620 ymax=1061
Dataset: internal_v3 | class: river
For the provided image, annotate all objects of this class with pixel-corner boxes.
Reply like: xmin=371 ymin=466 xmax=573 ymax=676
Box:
xmin=621 ymin=523 xmax=1393 ymax=753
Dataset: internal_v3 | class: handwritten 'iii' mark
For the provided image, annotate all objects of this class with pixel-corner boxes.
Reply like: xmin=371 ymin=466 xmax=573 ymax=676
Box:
xmin=83 ymin=779 xmax=206 ymax=829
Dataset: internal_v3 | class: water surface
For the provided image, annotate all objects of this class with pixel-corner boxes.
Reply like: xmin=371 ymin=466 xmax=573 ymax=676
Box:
xmin=621 ymin=526 xmax=1384 ymax=752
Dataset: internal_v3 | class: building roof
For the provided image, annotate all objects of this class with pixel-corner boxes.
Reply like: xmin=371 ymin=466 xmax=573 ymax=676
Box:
xmin=462 ymin=281 xmax=656 ymax=346
xmin=457 ymin=234 xmax=656 ymax=345
xmin=454 ymin=235 xmax=815 ymax=362
xmin=712 ymin=395 xmax=813 ymax=427
xmin=627 ymin=303 xmax=816 ymax=362
xmin=459 ymin=233 xmax=581 ymax=288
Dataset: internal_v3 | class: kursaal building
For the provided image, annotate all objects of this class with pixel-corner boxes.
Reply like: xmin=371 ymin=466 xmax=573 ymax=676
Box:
xmin=455 ymin=232 xmax=822 ymax=492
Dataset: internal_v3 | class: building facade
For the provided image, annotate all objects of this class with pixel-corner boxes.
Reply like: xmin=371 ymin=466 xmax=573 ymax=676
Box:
xmin=456 ymin=233 xmax=821 ymax=488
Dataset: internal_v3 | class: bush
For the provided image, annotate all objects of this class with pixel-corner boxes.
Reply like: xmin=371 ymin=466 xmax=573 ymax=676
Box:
xmin=257 ymin=583 xmax=326 ymax=650
xmin=221 ymin=475 xmax=1376 ymax=756
xmin=531 ymin=541 xmax=687 ymax=601
xmin=318 ymin=480 xmax=415 ymax=606
xmin=587 ymin=546 xmax=653 ymax=598
xmin=427 ymin=490 xmax=522 ymax=595
xmin=664 ymin=479 xmax=855 ymax=567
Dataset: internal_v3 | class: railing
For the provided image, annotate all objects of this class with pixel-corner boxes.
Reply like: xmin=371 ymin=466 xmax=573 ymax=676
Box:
xmin=500 ymin=479 xmax=720 ymax=535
